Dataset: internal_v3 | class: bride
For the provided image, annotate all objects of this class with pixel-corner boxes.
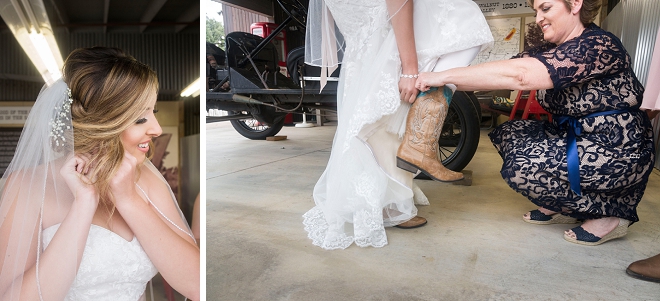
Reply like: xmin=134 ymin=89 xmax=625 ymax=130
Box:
xmin=302 ymin=0 xmax=493 ymax=249
xmin=0 ymin=47 xmax=199 ymax=300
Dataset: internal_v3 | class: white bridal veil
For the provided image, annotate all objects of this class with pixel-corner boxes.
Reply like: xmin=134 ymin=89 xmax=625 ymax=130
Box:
xmin=304 ymin=0 xmax=345 ymax=91
xmin=0 ymin=80 xmax=76 ymax=300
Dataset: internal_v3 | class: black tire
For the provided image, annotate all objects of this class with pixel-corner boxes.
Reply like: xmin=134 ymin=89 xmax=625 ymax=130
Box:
xmin=415 ymin=91 xmax=480 ymax=179
xmin=466 ymin=91 xmax=482 ymax=122
xmin=230 ymin=116 xmax=285 ymax=140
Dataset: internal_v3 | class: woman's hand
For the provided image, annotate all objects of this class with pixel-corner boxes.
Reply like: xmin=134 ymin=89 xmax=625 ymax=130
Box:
xmin=60 ymin=155 xmax=98 ymax=204
xmin=106 ymin=153 xmax=200 ymax=300
xmin=416 ymin=72 xmax=445 ymax=92
xmin=399 ymin=77 xmax=419 ymax=103
xmin=109 ymin=152 xmax=141 ymax=207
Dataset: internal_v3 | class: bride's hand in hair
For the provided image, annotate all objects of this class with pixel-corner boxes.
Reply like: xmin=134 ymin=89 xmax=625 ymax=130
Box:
xmin=60 ymin=154 xmax=99 ymax=205
xmin=109 ymin=151 xmax=141 ymax=208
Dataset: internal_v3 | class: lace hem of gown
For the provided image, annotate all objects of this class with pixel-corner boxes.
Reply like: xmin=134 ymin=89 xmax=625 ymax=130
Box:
xmin=304 ymin=130 xmax=434 ymax=250
xmin=303 ymin=207 xmax=380 ymax=249
xmin=303 ymin=183 xmax=430 ymax=250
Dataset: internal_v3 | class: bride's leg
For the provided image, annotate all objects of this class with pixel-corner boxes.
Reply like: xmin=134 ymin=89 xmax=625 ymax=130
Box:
xmin=365 ymin=121 xmax=414 ymax=187
xmin=365 ymin=126 xmax=426 ymax=228
xmin=396 ymin=46 xmax=481 ymax=181
xmin=431 ymin=46 xmax=482 ymax=73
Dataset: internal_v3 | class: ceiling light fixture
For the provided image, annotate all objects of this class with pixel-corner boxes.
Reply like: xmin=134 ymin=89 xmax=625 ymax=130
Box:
xmin=29 ymin=32 xmax=62 ymax=82
xmin=180 ymin=77 xmax=201 ymax=97
xmin=0 ymin=0 xmax=64 ymax=86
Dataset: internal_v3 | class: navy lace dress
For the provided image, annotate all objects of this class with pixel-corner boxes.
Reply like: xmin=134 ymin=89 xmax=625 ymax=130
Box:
xmin=489 ymin=24 xmax=655 ymax=222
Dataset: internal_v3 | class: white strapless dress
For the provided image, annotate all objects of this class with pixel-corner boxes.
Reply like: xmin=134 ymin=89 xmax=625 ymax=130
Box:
xmin=42 ymin=224 xmax=158 ymax=301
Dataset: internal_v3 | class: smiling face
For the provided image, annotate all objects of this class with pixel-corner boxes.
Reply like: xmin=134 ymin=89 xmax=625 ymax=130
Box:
xmin=120 ymin=90 xmax=162 ymax=162
xmin=533 ymin=0 xmax=585 ymax=44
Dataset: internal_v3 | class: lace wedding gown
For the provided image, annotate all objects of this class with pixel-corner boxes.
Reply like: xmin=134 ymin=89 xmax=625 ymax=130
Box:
xmin=302 ymin=0 xmax=493 ymax=249
xmin=42 ymin=224 xmax=158 ymax=301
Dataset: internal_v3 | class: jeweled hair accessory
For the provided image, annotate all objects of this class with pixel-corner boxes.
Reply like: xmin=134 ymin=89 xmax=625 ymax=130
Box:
xmin=49 ymin=87 xmax=73 ymax=148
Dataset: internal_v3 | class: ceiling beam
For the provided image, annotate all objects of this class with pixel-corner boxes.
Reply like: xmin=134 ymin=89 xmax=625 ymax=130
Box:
xmin=139 ymin=0 xmax=167 ymax=33
xmin=54 ymin=21 xmax=197 ymax=28
xmin=0 ymin=73 xmax=44 ymax=83
xmin=46 ymin=0 xmax=69 ymax=34
xmin=174 ymin=2 xmax=198 ymax=33
xmin=216 ymin=0 xmax=273 ymax=16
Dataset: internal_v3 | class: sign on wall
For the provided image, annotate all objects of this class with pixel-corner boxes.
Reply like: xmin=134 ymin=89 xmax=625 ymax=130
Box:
xmin=0 ymin=107 xmax=31 ymax=125
xmin=472 ymin=17 xmax=522 ymax=65
xmin=0 ymin=128 xmax=23 ymax=175
xmin=473 ymin=0 xmax=534 ymax=16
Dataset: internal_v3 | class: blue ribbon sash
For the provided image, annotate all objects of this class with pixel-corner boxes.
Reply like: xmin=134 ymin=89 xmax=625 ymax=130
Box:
xmin=553 ymin=109 xmax=629 ymax=196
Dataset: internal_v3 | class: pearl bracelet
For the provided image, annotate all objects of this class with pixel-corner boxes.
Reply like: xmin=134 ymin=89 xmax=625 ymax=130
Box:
xmin=400 ymin=74 xmax=418 ymax=79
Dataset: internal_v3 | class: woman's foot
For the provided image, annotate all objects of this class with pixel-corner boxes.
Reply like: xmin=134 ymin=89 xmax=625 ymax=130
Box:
xmin=627 ymin=253 xmax=660 ymax=283
xmin=394 ymin=216 xmax=427 ymax=229
xmin=523 ymin=207 xmax=556 ymax=220
xmin=523 ymin=208 xmax=578 ymax=225
xmin=564 ymin=217 xmax=629 ymax=246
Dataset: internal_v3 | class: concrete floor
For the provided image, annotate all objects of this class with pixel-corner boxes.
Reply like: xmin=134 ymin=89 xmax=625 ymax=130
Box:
xmin=206 ymin=120 xmax=660 ymax=301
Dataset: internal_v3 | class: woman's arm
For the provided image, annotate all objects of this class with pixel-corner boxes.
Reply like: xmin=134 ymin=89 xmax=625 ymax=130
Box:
xmin=0 ymin=156 xmax=98 ymax=301
xmin=416 ymin=57 xmax=554 ymax=92
xmin=111 ymin=153 xmax=200 ymax=301
xmin=387 ymin=0 xmax=418 ymax=103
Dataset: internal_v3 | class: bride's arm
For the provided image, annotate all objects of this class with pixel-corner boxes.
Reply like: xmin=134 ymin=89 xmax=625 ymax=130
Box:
xmin=387 ymin=0 xmax=418 ymax=104
xmin=0 ymin=156 xmax=98 ymax=301
xmin=111 ymin=153 xmax=200 ymax=301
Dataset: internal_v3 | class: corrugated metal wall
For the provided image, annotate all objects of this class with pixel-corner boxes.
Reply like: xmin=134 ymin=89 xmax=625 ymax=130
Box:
xmin=184 ymin=96 xmax=200 ymax=136
xmin=0 ymin=32 xmax=199 ymax=101
xmin=179 ymin=133 xmax=200 ymax=221
xmin=602 ymin=6 xmax=623 ymax=37
xmin=635 ymin=3 xmax=660 ymax=84
xmin=603 ymin=0 xmax=660 ymax=87
xmin=60 ymin=33 xmax=200 ymax=101
xmin=221 ymin=3 xmax=272 ymax=35
xmin=621 ymin=1 xmax=643 ymax=73
xmin=603 ymin=0 xmax=660 ymax=169
xmin=0 ymin=33 xmax=47 ymax=101
xmin=0 ymin=34 xmax=41 ymax=80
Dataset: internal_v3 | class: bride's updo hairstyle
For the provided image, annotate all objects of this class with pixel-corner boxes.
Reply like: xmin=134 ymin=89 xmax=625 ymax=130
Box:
xmin=63 ymin=47 xmax=158 ymax=213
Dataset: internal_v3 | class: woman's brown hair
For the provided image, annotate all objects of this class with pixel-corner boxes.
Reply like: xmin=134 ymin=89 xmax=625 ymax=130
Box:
xmin=528 ymin=0 xmax=601 ymax=25
xmin=63 ymin=47 xmax=158 ymax=217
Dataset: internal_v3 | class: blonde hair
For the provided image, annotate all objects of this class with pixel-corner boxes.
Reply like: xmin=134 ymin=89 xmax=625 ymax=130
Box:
xmin=63 ymin=47 xmax=158 ymax=216
xmin=528 ymin=0 xmax=601 ymax=25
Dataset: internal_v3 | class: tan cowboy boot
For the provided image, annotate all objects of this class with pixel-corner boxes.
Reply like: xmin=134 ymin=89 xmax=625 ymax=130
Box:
xmin=396 ymin=86 xmax=464 ymax=182
xmin=626 ymin=253 xmax=660 ymax=283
